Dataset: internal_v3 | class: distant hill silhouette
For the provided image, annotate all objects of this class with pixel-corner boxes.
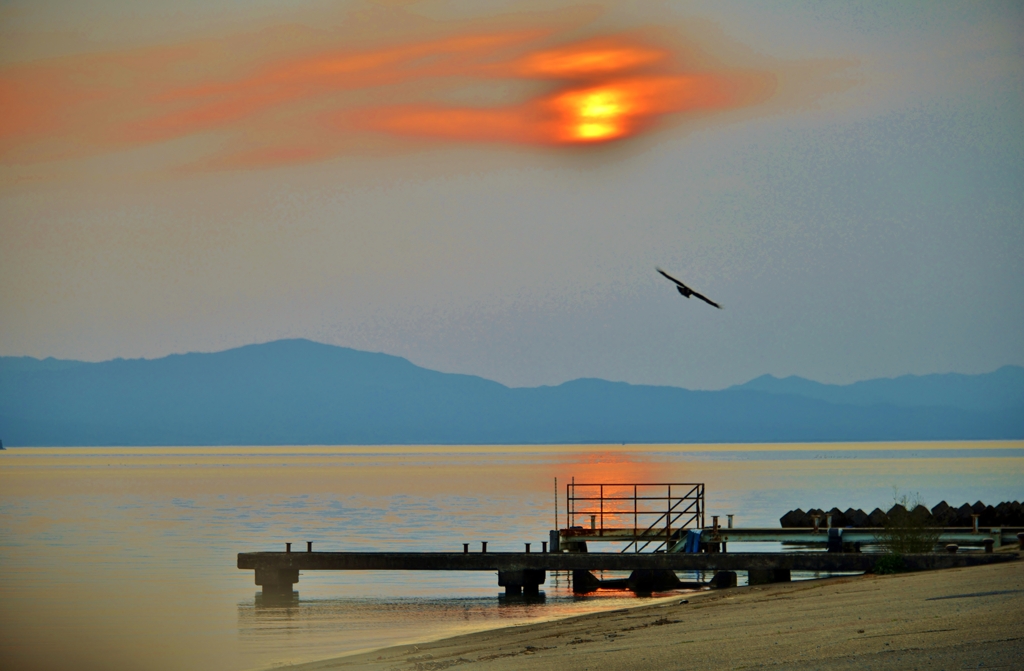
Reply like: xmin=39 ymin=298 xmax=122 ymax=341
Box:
xmin=1 ymin=339 xmax=1021 ymax=446
xmin=731 ymin=367 xmax=1024 ymax=412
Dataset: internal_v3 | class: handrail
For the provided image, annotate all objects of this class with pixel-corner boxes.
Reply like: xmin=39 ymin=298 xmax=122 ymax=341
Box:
xmin=633 ymin=496 xmax=702 ymax=553
xmin=565 ymin=481 xmax=704 ymax=552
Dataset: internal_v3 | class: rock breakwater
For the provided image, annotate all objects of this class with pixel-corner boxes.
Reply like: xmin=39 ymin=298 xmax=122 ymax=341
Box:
xmin=779 ymin=500 xmax=1023 ymax=528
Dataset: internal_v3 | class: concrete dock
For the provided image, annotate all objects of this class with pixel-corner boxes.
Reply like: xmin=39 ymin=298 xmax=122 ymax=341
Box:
xmin=561 ymin=526 xmax=1023 ymax=549
xmin=237 ymin=548 xmax=1017 ymax=594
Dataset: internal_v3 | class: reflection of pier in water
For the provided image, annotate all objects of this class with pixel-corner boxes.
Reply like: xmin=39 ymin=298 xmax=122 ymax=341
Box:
xmin=238 ymin=481 xmax=1022 ymax=596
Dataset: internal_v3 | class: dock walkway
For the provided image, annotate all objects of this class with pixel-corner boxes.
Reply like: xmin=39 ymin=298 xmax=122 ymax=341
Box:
xmin=237 ymin=548 xmax=1016 ymax=594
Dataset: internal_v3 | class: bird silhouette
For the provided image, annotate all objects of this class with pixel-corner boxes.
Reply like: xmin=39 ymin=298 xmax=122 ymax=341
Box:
xmin=656 ymin=268 xmax=722 ymax=309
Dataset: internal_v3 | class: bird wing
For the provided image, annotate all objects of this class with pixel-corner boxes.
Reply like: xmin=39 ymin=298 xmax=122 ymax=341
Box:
xmin=690 ymin=290 xmax=722 ymax=309
xmin=656 ymin=267 xmax=689 ymax=289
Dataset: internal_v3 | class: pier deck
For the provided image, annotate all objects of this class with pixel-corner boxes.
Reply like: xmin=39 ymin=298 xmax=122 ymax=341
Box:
xmin=237 ymin=549 xmax=1018 ymax=594
xmin=561 ymin=526 xmax=1024 ymax=548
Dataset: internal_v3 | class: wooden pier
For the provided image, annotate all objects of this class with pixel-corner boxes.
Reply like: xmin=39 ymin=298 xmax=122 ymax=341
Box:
xmin=561 ymin=526 xmax=1024 ymax=549
xmin=237 ymin=547 xmax=1017 ymax=594
xmin=237 ymin=483 xmax=1023 ymax=595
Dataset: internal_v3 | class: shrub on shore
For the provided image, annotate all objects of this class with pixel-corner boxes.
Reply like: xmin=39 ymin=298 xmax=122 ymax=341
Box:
xmin=873 ymin=553 xmax=906 ymax=574
xmin=878 ymin=489 xmax=940 ymax=555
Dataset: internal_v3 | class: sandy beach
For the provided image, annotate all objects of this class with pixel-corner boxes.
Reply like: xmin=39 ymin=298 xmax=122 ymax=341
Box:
xmin=286 ymin=557 xmax=1023 ymax=671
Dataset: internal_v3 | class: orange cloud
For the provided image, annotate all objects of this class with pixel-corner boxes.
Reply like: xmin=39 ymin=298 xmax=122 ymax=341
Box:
xmin=0 ymin=17 xmax=779 ymax=173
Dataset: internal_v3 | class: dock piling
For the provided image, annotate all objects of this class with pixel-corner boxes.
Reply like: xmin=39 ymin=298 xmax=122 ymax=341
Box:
xmin=255 ymin=567 xmax=298 ymax=594
xmin=710 ymin=571 xmax=737 ymax=589
xmin=307 ymin=541 xmax=312 ymax=553
xmin=827 ymin=528 xmax=843 ymax=553
xmin=286 ymin=542 xmax=291 ymax=553
xmin=498 ymin=569 xmax=545 ymax=596
xmin=463 ymin=543 xmax=469 ymax=554
xmin=481 ymin=542 xmax=487 ymax=553
xmin=525 ymin=543 xmax=531 ymax=553
xmin=748 ymin=568 xmax=791 ymax=585
xmin=571 ymin=570 xmax=601 ymax=594
xmin=542 ymin=541 xmax=548 ymax=553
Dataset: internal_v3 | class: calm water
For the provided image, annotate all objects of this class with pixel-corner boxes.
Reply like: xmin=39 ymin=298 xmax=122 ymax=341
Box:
xmin=1 ymin=442 xmax=1021 ymax=671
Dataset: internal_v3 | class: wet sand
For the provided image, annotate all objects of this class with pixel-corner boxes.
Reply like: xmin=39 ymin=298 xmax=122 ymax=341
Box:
xmin=286 ymin=557 xmax=1023 ymax=670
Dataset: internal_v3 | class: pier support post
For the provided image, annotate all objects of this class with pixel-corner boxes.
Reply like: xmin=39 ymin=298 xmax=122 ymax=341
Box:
xmin=255 ymin=567 xmax=299 ymax=594
xmin=561 ymin=539 xmax=588 ymax=552
xmin=710 ymin=571 xmax=737 ymax=589
xmin=627 ymin=569 xmax=681 ymax=593
xmin=748 ymin=568 xmax=791 ymax=586
xmin=571 ymin=569 xmax=602 ymax=593
xmin=827 ymin=528 xmax=843 ymax=553
xmin=498 ymin=569 xmax=545 ymax=596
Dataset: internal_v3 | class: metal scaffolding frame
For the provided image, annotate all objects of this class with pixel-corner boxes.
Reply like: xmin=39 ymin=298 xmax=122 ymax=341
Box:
xmin=565 ymin=480 xmax=705 ymax=552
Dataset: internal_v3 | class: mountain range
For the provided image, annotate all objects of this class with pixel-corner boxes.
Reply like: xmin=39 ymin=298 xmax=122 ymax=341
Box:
xmin=1 ymin=339 xmax=1021 ymax=446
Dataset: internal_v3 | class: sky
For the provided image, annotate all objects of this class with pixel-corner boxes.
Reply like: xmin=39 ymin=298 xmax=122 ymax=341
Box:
xmin=0 ymin=0 xmax=1022 ymax=390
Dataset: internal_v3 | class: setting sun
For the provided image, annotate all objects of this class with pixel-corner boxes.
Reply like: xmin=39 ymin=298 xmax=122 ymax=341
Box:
xmin=564 ymin=88 xmax=629 ymax=141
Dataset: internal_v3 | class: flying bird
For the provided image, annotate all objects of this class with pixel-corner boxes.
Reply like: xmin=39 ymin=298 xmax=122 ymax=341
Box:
xmin=657 ymin=268 xmax=722 ymax=309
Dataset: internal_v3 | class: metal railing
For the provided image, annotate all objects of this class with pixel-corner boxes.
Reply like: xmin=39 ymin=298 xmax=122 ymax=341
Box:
xmin=565 ymin=481 xmax=705 ymax=553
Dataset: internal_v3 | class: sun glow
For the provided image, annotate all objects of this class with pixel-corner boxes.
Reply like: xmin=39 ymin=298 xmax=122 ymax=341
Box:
xmin=0 ymin=21 xmax=777 ymax=170
xmin=518 ymin=44 xmax=665 ymax=77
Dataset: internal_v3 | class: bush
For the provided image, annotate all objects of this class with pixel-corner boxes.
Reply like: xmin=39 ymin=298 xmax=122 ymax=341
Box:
xmin=877 ymin=488 xmax=940 ymax=554
xmin=874 ymin=553 xmax=906 ymax=574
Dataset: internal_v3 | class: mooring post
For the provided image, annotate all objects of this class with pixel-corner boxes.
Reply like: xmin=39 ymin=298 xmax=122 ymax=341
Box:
xmin=286 ymin=542 xmax=291 ymax=553
xmin=481 ymin=541 xmax=488 ymax=553
xmin=946 ymin=544 xmax=959 ymax=554
xmin=307 ymin=541 xmax=313 ymax=553
xmin=542 ymin=541 xmax=548 ymax=553
xmin=983 ymin=539 xmax=994 ymax=554
xmin=525 ymin=543 xmax=531 ymax=553
xmin=463 ymin=543 xmax=469 ymax=554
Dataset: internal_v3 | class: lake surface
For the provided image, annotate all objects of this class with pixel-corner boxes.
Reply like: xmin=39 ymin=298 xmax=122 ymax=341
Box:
xmin=1 ymin=442 xmax=1021 ymax=671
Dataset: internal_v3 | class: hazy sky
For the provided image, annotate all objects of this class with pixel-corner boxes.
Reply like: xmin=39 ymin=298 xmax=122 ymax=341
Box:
xmin=1 ymin=1 xmax=1022 ymax=389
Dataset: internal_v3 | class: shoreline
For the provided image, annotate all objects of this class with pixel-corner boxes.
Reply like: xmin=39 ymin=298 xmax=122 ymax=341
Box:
xmin=280 ymin=557 xmax=1023 ymax=670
